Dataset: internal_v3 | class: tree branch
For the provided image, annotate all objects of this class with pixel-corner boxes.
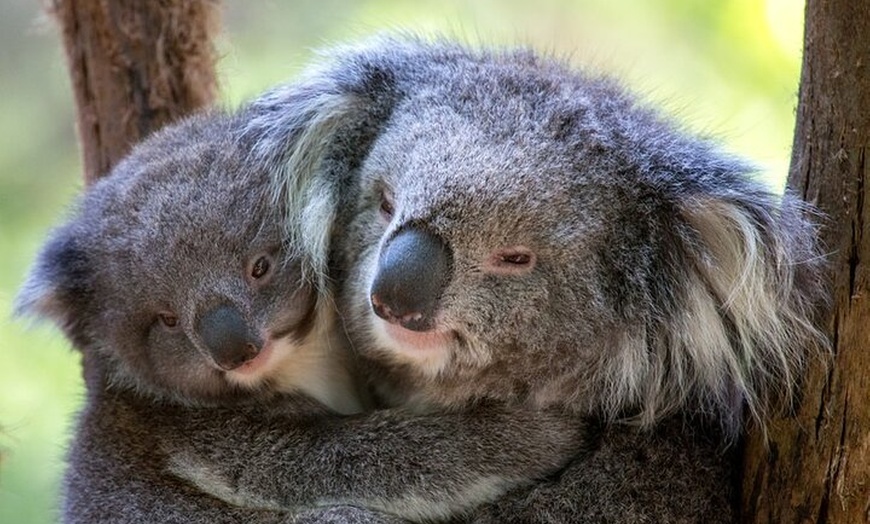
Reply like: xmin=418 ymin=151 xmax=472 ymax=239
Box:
xmin=50 ymin=0 xmax=221 ymax=184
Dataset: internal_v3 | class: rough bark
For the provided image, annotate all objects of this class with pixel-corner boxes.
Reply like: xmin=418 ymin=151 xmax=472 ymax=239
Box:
xmin=50 ymin=0 xmax=221 ymax=184
xmin=741 ymin=1 xmax=870 ymax=522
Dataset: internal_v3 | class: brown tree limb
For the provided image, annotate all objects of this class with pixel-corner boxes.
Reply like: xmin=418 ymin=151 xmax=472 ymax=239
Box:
xmin=742 ymin=1 xmax=870 ymax=522
xmin=50 ymin=0 xmax=221 ymax=184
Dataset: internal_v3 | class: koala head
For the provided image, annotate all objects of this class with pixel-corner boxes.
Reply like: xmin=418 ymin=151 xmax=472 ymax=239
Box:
xmin=17 ymin=112 xmax=323 ymax=405
xmin=264 ymin=36 xmax=828 ymax=432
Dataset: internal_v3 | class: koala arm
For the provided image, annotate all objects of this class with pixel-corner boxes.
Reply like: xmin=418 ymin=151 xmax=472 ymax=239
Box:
xmin=163 ymin=402 xmax=586 ymax=522
xmin=291 ymin=506 xmax=412 ymax=524
xmin=462 ymin=417 xmax=737 ymax=524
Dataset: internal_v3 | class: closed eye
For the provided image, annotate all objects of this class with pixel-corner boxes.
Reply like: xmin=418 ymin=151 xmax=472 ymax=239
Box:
xmin=500 ymin=252 xmax=532 ymax=265
xmin=484 ymin=246 xmax=537 ymax=275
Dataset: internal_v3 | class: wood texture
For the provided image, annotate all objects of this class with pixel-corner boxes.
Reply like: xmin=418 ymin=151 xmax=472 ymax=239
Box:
xmin=50 ymin=0 xmax=220 ymax=184
xmin=741 ymin=1 xmax=870 ymax=522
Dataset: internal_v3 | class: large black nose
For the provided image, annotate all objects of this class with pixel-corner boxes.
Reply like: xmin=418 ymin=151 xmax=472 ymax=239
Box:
xmin=196 ymin=304 xmax=262 ymax=370
xmin=370 ymin=227 xmax=452 ymax=332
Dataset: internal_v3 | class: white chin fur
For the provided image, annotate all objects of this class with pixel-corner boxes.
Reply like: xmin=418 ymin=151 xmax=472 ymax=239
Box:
xmin=226 ymin=309 xmax=365 ymax=415
xmin=223 ymin=339 xmax=285 ymax=389
xmin=369 ymin=314 xmax=453 ymax=378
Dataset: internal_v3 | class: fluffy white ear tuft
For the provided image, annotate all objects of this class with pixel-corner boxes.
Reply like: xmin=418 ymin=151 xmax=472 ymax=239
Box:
xmin=15 ymin=268 xmax=64 ymax=321
xmin=669 ymin=195 xmax=828 ymax=432
xmin=243 ymin=77 xmax=367 ymax=294
xmin=276 ymin=93 xmax=364 ymax=290
xmin=14 ymin=230 xmax=92 ymax=339
xmin=597 ymin=193 xmax=828 ymax=436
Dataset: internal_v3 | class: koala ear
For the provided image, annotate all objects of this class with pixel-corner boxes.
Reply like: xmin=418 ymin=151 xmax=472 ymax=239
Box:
xmin=240 ymin=48 xmax=401 ymax=290
xmin=666 ymin=191 xmax=828 ymax=432
xmin=16 ymin=227 xmax=94 ymax=346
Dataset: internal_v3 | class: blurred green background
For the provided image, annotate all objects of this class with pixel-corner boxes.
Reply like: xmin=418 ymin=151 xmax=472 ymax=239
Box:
xmin=0 ymin=0 xmax=803 ymax=522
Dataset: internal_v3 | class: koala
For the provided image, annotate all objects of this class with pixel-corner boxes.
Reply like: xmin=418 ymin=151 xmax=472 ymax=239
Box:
xmin=16 ymin=102 xmax=589 ymax=523
xmin=174 ymin=36 xmax=827 ymax=522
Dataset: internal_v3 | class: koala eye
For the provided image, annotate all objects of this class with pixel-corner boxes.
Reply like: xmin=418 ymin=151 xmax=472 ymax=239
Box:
xmin=158 ymin=312 xmax=179 ymax=329
xmin=484 ymin=246 xmax=537 ymax=275
xmin=502 ymin=252 xmax=532 ymax=265
xmin=379 ymin=190 xmax=395 ymax=220
xmin=250 ymin=255 xmax=272 ymax=280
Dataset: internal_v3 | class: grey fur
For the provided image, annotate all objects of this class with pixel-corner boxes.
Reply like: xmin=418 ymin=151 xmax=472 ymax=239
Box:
xmin=16 ymin=102 xmax=587 ymax=522
xmin=248 ymin=36 xmax=827 ymax=522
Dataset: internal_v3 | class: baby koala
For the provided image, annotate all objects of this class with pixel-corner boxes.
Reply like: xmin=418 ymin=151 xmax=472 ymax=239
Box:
xmin=20 ymin=109 xmax=360 ymax=414
xmin=17 ymin=105 xmax=587 ymax=523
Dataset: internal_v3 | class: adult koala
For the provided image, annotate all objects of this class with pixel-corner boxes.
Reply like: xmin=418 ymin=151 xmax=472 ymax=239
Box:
xmin=183 ymin=36 xmax=827 ymax=522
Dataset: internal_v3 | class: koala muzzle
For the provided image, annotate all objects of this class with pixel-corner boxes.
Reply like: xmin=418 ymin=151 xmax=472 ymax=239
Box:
xmin=370 ymin=227 xmax=452 ymax=332
xmin=196 ymin=304 xmax=262 ymax=370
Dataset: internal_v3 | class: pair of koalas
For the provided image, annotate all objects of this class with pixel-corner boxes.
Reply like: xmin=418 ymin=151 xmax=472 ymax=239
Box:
xmin=18 ymin=36 xmax=827 ymax=523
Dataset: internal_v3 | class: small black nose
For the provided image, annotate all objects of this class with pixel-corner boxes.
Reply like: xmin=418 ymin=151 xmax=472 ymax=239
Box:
xmin=196 ymin=304 xmax=262 ymax=370
xmin=370 ymin=227 xmax=452 ymax=332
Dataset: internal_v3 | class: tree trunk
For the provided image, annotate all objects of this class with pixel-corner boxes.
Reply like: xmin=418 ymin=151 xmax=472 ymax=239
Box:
xmin=741 ymin=1 xmax=870 ymax=523
xmin=50 ymin=0 xmax=221 ymax=184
